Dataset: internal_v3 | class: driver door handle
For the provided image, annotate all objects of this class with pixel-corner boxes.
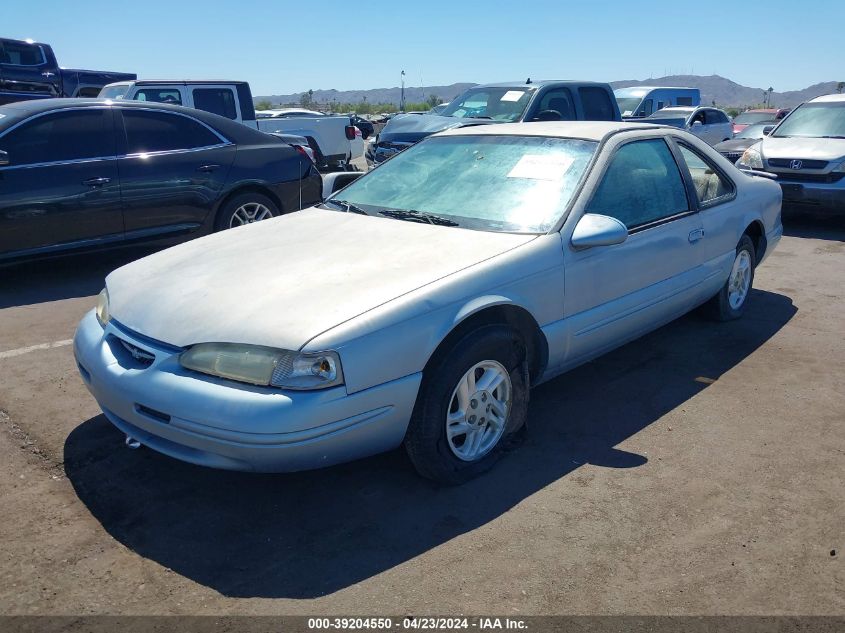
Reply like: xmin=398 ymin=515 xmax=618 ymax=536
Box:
xmin=688 ymin=228 xmax=705 ymax=243
xmin=197 ymin=164 xmax=221 ymax=172
xmin=83 ymin=177 xmax=111 ymax=187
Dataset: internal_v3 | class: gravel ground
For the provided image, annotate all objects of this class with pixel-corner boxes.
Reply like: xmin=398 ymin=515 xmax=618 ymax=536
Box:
xmin=0 ymin=212 xmax=842 ymax=615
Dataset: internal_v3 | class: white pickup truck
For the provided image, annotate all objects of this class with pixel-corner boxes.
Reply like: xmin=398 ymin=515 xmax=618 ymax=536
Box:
xmin=98 ymin=80 xmax=358 ymax=170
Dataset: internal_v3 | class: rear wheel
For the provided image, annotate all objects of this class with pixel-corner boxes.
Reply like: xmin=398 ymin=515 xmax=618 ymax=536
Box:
xmin=215 ymin=192 xmax=279 ymax=231
xmin=706 ymin=234 xmax=756 ymax=321
xmin=404 ymin=325 xmax=529 ymax=484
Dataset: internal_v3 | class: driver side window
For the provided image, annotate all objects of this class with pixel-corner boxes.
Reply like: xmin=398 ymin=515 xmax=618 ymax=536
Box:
xmin=587 ymin=139 xmax=689 ymax=230
xmin=533 ymin=89 xmax=574 ymax=121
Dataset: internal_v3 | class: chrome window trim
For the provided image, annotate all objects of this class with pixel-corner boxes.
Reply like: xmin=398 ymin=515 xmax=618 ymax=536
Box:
xmin=0 ymin=155 xmax=119 ymax=172
xmin=0 ymin=105 xmax=233 ymax=169
xmin=120 ymin=142 xmax=232 ymax=160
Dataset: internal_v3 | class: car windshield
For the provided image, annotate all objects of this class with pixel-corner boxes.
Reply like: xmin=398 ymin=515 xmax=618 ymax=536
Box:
xmin=733 ymin=112 xmax=774 ymax=125
xmin=440 ymin=87 xmax=534 ymax=122
xmin=645 ymin=109 xmax=689 ymax=120
xmin=772 ymin=103 xmax=845 ymax=138
xmin=616 ymin=97 xmax=643 ymax=115
xmin=735 ymin=122 xmax=775 ymax=139
xmin=98 ymin=84 xmax=130 ymax=100
xmin=326 ymin=135 xmax=597 ymax=233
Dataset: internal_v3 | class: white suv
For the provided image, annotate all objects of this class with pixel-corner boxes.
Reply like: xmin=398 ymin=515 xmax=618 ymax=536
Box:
xmin=737 ymin=94 xmax=845 ymax=213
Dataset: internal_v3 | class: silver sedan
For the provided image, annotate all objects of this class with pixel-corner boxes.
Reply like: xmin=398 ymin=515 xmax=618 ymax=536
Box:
xmin=74 ymin=121 xmax=783 ymax=483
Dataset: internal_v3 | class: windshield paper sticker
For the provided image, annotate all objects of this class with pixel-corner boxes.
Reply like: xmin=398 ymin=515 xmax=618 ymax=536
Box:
xmin=500 ymin=91 xmax=524 ymax=102
xmin=507 ymin=154 xmax=575 ymax=181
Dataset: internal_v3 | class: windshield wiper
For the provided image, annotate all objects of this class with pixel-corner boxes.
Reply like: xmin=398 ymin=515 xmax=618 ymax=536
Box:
xmin=322 ymin=199 xmax=369 ymax=215
xmin=378 ymin=209 xmax=459 ymax=227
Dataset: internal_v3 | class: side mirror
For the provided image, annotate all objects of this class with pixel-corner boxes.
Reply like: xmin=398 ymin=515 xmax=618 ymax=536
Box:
xmin=0 ymin=150 xmax=8 ymax=166
xmin=321 ymin=171 xmax=364 ymax=199
xmin=762 ymin=125 xmax=775 ymax=136
xmin=571 ymin=213 xmax=628 ymax=249
xmin=690 ymin=120 xmax=703 ymax=128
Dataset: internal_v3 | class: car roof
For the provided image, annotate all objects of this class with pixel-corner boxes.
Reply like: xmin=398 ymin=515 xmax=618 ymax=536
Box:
xmin=614 ymin=86 xmax=698 ymax=93
xmin=129 ymin=80 xmax=249 ymax=86
xmin=809 ymin=93 xmax=845 ymax=103
xmin=470 ymin=80 xmax=610 ymax=90
xmin=0 ymin=98 xmax=274 ymax=145
xmin=436 ymin=120 xmax=663 ymax=141
xmin=743 ymin=108 xmax=778 ymax=113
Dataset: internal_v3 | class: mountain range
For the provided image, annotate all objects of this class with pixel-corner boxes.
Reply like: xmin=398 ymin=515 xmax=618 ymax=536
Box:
xmin=256 ymin=75 xmax=843 ymax=109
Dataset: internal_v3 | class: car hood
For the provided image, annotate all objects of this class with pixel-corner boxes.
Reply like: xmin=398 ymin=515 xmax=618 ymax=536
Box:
xmin=380 ymin=113 xmax=493 ymax=138
xmin=761 ymin=136 xmax=845 ymax=162
xmin=715 ymin=138 xmax=756 ymax=152
xmin=106 ymin=208 xmax=535 ymax=350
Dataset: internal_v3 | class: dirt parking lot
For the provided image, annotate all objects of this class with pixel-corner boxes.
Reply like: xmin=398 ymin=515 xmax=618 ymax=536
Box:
xmin=0 ymin=213 xmax=842 ymax=616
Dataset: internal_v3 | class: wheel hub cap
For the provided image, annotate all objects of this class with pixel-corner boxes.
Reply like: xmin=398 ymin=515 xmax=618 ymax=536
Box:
xmin=728 ymin=250 xmax=752 ymax=310
xmin=446 ymin=360 xmax=512 ymax=462
xmin=230 ymin=202 xmax=273 ymax=228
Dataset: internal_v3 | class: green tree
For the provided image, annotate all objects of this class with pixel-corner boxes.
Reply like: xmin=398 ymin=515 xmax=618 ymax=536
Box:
xmin=299 ymin=89 xmax=315 ymax=108
xmin=255 ymin=100 xmax=272 ymax=111
xmin=426 ymin=94 xmax=443 ymax=108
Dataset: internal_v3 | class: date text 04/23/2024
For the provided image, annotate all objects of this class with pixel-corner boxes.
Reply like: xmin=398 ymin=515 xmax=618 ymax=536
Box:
xmin=306 ymin=617 xmax=528 ymax=630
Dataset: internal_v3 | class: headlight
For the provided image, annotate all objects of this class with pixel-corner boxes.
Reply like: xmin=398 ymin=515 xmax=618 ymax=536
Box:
xmin=179 ymin=343 xmax=344 ymax=390
xmin=96 ymin=288 xmax=110 ymax=327
xmin=737 ymin=146 xmax=764 ymax=169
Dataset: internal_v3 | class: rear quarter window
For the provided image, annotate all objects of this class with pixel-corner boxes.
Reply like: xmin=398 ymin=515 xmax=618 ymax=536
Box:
xmin=121 ymin=110 xmax=222 ymax=153
xmin=192 ymin=88 xmax=238 ymax=120
xmin=579 ymin=87 xmax=616 ymax=121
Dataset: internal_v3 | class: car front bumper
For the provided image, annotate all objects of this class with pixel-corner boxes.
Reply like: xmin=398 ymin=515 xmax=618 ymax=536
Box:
xmin=776 ymin=177 xmax=845 ymax=212
xmin=73 ymin=310 xmax=421 ymax=472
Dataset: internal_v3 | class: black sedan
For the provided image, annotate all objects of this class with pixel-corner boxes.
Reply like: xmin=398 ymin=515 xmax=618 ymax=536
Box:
xmin=713 ymin=121 xmax=778 ymax=164
xmin=0 ymin=99 xmax=322 ymax=262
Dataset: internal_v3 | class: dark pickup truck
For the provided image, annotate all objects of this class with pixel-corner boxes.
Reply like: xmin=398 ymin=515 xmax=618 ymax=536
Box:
xmin=0 ymin=37 xmax=135 ymax=105
xmin=368 ymin=80 xmax=621 ymax=165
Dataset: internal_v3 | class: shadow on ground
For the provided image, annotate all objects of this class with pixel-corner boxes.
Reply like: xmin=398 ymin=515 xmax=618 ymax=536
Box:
xmin=64 ymin=289 xmax=796 ymax=599
xmin=782 ymin=208 xmax=845 ymax=242
xmin=0 ymin=246 xmax=158 ymax=310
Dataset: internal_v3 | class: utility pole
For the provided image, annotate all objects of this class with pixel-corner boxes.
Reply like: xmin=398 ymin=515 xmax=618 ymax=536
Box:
xmin=400 ymin=70 xmax=406 ymax=112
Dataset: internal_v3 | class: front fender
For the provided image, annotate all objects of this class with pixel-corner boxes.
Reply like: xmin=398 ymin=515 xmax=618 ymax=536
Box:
xmin=306 ymin=235 xmax=566 ymax=394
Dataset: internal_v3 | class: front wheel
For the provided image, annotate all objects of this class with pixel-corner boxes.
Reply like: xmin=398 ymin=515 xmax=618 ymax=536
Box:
xmin=404 ymin=325 xmax=529 ymax=484
xmin=706 ymin=235 xmax=756 ymax=321
xmin=215 ymin=193 xmax=279 ymax=231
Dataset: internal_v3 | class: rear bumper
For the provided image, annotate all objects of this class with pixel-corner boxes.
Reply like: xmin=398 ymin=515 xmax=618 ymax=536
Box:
xmin=73 ymin=310 xmax=421 ymax=472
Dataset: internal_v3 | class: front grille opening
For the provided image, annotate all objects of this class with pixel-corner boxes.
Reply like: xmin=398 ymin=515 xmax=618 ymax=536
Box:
xmin=135 ymin=403 xmax=171 ymax=424
xmin=107 ymin=335 xmax=155 ymax=369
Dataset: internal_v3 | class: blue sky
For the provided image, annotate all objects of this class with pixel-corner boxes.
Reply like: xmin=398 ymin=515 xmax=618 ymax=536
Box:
xmin=5 ymin=0 xmax=843 ymax=96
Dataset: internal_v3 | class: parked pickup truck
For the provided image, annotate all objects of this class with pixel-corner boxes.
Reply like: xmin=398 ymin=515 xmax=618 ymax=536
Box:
xmin=0 ymin=37 xmax=135 ymax=105
xmin=368 ymin=80 xmax=621 ymax=165
xmin=99 ymin=80 xmax=357 ymax=171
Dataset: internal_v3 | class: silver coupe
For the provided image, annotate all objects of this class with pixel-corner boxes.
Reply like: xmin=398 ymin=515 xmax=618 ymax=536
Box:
xmin=74 ymin=121 xmax=783 ymax=483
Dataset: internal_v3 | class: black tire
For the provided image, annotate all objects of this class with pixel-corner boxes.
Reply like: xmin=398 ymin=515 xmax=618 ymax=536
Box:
xmin=706 ymin=234 xmax=756 ymax=321
xmin=214 ymin=192 xmax=279 ymax=232
xmin=404 ymin=324 xmax=529 ymax=484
